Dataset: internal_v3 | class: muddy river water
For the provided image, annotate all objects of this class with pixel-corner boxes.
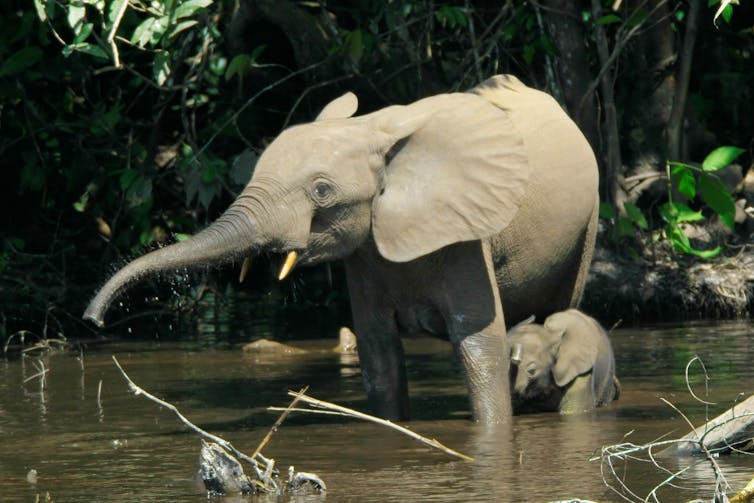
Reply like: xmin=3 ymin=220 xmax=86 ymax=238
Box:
xmin=1 ymin=322 xmax=753 ymax=502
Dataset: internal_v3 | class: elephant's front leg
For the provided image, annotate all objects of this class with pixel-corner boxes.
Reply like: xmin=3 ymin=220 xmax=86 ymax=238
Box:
xmin=454 ymin=329 xmax=511 ymax=422
xmin=345 ymin=257 xmax=410 ymax=420
xmin=353 ymin=318 xmax=409 ymax=420
xmin=443 ymin=240 xmax=512 ymax=423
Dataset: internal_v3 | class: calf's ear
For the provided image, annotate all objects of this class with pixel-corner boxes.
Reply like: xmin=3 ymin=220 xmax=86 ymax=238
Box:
xmin=545 ymin=312 xmax=599 ymax=388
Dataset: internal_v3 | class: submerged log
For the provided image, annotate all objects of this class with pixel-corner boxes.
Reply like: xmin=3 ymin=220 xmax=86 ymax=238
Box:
xmin=665 ymin=394 xmax=754 ymax=456
xmin=242 ymin=327 xmax=359 ymax=356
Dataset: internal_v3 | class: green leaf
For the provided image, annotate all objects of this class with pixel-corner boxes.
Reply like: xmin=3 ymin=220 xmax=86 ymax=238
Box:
xmin=34 ymin=0 xmax=46 ymax=21
xmin=131 ymin=16 xmax=168 ymax=47
xmin=250 ymin=44 xmax=266 ymax=61
xmin=624 ymin=202 xmax=648 ymax=229
xmin=174 ymin=233 xmax=190 ymax=242
xmin=346 ymin=29 xmax=364 ymax=65
xmin=174 ymin=0 xmax=213 ymax=20
xmin=126 ymin=176 xmax=153 ymax=208
xmin=596 ymin=14 xmax=622 ymax=25
xmin=671 ymin=165 xmax=696 ymax=199
xmin=201 ymin=163 xmax=217 ymax=183
xmin=702 ymin=146 xmax=745 ymax=171
xmin=617 ymin=216 xmax=634 ymax=239
xmin=107 ymin=0 xmax=128 ymax=27
xmin=21 ymin=155 xmax=45 ymax=191
xmin=225 ymin=48 xmax=266 ymax=81
xmin=73 ymin=23 xmax=94 ymax=44
xmin=435 ymin=6 xmax=468 ymax=28
xmin=225 ymin=54 xmax=250 ymax=81
xmin=197 ymin=181 xmax=219 ymax=209
xmin=8 ymin=237 xmax=26 ymax=250
xmin=0 ymin=47 xmax=43 ymax=77
xmin=153 ymin=50 xmax=171 ymax=86
xmin=673 ymin=203 xmax=705 ymax=223
xmin=599 ymin=202 xmax=615 ymax=220
xmin=721 ymin=4 xmax=734 ymax=23
xmin=658 ymin=202 xmax=675 ymax=224
xmin=668 ymin=220 xmax=722 ymax=257
xmin=230 ymin=149 xmax=257 ymax=185
xmin=523 ymin=45 xmax=535 ymax=65
xmin=687 ymin=245 xmax=723 ymax=258
xmin=64 ymin=43 xmax=110 ymax=60
xmin=73 ymin=191 xmax=89 ymax=212
xmin=120 ymin=169 xmax=139 ymax=190
xmin=67 ymin=4 xmax=87 ymax=34
xmin=131 ymin=17 xmax=157 ymax=47
xmin=667 ymin=223 xmax=691 ymax=252
xmin=661 ymin=202 xmax=705 ymax=224
xmin=167 ymin=19 xmax=198 ymax=39
xmin=184 ymin=93 xmax=209 ymax=107
xmin=698 ymin=173 xmax=736 ymax=228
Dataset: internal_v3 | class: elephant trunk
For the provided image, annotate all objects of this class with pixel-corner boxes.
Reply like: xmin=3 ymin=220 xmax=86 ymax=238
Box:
xmin=83 ymin=206 xmax=261 ymax=327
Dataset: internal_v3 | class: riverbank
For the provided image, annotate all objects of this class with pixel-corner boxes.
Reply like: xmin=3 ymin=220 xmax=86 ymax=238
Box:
xmin=583 ymin=243 xmax=754 ymax=324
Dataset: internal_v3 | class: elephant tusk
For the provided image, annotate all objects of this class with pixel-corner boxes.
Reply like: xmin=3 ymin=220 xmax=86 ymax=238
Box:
xmin=238 ymin=257 xmax=252 ymax=283
xmin=511 ymin=343 xmax=523 ymax=365
xmin=278 ymin=251 xmax=298 ymax=280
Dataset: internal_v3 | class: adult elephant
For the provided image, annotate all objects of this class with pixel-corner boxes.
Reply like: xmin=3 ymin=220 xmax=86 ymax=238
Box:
xmin=84 ymin=75 xmax=599 ymax=424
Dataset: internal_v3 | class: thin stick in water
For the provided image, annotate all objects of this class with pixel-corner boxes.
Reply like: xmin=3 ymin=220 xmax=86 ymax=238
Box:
xmin=273 ymin=389 xmax=474 ymax=462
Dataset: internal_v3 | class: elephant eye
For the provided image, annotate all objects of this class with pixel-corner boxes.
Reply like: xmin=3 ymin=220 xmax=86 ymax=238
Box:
xmin=312 ymin=181 xmax=333 ymax=201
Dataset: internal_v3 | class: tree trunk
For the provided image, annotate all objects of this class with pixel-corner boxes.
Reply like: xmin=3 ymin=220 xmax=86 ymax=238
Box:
xmin=540 ymin=1 xmax=600 ymax=161
xmin=667 ymin=0 xmax=703 ymax=162
xmin=591 ymin=0 xmax=624 ymax=210
xmin=620 ymin=1 xmax=676 ymax=178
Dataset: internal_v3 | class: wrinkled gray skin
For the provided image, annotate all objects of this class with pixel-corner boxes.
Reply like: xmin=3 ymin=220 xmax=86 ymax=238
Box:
xmin=83 ymin=75 xmax=599 ymax=423
xmin=508 ymin=309 xmax=620 ymax=414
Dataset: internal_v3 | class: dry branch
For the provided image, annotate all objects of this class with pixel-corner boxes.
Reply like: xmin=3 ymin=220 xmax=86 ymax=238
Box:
xmin=596 ymin=358 xmax=754 ymax=502
xmin=111 ymin=355 xmax=324 ymax=495
xmin=665 ymin=394 xmax=754 ymax=456
xmin=269 ymin=389 xmax=474 ymax=462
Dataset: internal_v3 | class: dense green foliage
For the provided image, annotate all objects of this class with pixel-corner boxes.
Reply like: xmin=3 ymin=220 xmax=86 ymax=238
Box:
xmin=1 ymin=0 xmax=752 ymax=341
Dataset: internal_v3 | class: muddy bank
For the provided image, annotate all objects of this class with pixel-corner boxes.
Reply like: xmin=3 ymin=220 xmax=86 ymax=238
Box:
xmin=582 ymin=244 xmax=754 ymax=323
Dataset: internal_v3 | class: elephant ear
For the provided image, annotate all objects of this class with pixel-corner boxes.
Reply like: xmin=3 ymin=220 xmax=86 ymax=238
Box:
xmin=546 ymin=310 xmax=600 ymax=388
xmin=316 ymin=92 xmax=358 ymax=121
xmin=370 ymin=92 xmax=529 ymax=262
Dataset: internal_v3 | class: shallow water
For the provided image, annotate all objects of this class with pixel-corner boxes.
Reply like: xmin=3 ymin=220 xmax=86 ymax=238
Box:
xmin=1 ymin=323 xmax=753 ymax=502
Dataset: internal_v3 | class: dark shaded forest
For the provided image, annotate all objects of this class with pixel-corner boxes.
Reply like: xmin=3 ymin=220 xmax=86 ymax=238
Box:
xmin=1 ymin=0 xmax=752 ymax=342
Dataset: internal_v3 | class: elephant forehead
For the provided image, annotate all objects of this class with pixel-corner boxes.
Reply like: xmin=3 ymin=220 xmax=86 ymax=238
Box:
xmin=258 ymin=122 xmax=367 ymax=170
xmin=509 ymin=329 xmax=551 ymax=350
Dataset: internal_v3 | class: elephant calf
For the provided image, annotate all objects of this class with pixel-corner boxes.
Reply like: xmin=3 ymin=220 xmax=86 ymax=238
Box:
xmin=507 ymin=309 xmax=620 ymax=414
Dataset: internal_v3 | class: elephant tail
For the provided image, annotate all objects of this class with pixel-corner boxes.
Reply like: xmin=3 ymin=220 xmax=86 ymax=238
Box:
xmin=569 ymin=193 xmax=600 ymax=308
